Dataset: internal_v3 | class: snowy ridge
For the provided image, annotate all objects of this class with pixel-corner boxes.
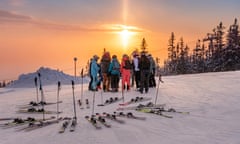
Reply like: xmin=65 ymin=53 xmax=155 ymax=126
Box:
xmin=8 ymin=67 xmax=89 ymax=88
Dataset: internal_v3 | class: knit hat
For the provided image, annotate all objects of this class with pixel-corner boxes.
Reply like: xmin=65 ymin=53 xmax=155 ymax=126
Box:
xmin=93 ymin=55 xmax=99 ymax=60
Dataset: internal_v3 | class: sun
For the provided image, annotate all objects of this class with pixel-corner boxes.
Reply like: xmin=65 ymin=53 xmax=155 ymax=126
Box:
xmin=120 ymin=29 xmax=132 ymax=48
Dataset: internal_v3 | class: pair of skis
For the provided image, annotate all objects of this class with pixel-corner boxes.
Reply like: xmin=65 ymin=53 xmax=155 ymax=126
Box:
xmin=118 ymin=97 xmax=152 ymax=106
xmin=97 ymin=97 xmax=123 ymax=106
xmin=17 ymin=101 xmax=63 ymax=109
xmin=85 ymin=113 xmax=114 ymax=129
xmin=0 ymin=116 xmax=55 ymax=129
xmin=15 ymin=117 xmax=67 ymax=132
xmin=116 ymin=102 xmax=166 ymax=111
xmin=85 ymin=112 xmax=147 ymax=129
xmin=135 ymin=106 xmax=189 ymax=118
xmin=136 ymin=108 xmax=173 ymax=118
xmin=102 ymin=112 xmax=125 ymax=124
xmin=16 ymin=108 xmax=62 ymax=114
xmin=113 ymin=112 xmax=146 ymax=120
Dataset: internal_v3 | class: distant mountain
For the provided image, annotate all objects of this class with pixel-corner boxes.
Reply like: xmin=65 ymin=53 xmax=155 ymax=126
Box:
xmin=8 ymin=67 xmax=89 ymax=88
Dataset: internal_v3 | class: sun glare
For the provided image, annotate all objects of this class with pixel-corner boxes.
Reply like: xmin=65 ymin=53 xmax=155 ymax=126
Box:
xmin=120 ymin=28 xmax=134 ymax=48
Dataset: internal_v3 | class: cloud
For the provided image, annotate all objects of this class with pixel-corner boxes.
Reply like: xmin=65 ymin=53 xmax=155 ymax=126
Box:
xmin=0 ymin=9 xmax=145 ymax=33
xmin=101 ymin=24 xmax=145 ymax=32
xmin=0 ymin=9 xmax=32 ymax=22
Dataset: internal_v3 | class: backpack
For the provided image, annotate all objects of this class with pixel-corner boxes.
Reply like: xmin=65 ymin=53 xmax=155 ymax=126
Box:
xmin=124 ymin=60 xmax=132 ymax=69
xmin=112 ymin=60 xmax=120 ymax=70
xmin=141 ymin=56 xmax=150 ymax=70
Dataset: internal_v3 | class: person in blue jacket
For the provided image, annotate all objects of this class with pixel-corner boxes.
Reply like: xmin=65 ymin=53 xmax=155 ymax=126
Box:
xmin=108 ymin=55 xmax=120 ymax=92
xmin=90 ymin=55 xmax=100 ymax=91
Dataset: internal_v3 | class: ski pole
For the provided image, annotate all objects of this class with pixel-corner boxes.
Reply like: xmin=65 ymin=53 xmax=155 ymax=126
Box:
xmin=72 ymin=80 xmax=77 ymax=120
xmin=38 ymin=72 xmax=45 ymax=120
xmin=100 ymin=87 xmax=103 ymax=105
xmin=57 ymin=81 xmax=61 ymax=120
xmin=34 ymin=77 xmax=39 ymax=103
xmin=122 ymin=79 xmax=125 ymax=104
xmin=92 ymin=90 xmax=96 ymax=116
xmin=154 ymin=74 xmax=161 ymax=106
xmin=80 ymin=68 xmax=84 ymax=105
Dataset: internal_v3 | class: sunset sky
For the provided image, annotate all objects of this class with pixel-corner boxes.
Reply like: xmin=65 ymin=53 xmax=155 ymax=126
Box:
xmin=0 ymin=0 xmax=240 ymax=80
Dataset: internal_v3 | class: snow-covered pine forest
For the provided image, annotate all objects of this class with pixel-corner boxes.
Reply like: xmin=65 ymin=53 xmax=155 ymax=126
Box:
xmin=163 ymin=18 xmax=240 ymax=75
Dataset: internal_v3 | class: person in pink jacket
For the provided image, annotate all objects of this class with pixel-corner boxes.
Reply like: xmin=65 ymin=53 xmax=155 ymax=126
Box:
xmin=120 ymin=54 xmax=132 ymax=91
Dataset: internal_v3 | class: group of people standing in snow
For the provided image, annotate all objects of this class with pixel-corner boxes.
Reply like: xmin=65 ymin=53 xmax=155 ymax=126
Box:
xmin=88 ymin=51 xmax=157 ymax=94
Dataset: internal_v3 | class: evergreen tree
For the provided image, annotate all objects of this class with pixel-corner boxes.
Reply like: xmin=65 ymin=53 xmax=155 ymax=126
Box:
xmin=212 ymin=22 xmax=225 ymax=71
xmin=140 ymin=38 xmax=148 ymax=53
xmin=223 ymin=18 xmax=240 ymax=70
xmin=167 ymin=32 xmax=176 ymax=74
xmin=176 ymin=37 xmax=188 ymax=74
xmin=192 ymin=40 xmax=205 ymax=73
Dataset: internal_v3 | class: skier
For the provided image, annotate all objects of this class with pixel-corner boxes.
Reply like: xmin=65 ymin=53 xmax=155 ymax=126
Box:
xmin=147 ymin=54 xmax=156 ymax=88
xmin=88 ymin=58 xmax=93 ymax=91
xmin=90 ymin=55 xmax=100 ymax=91
xmin=139 ymin=52 xmax=151 ymax=94
xmin=121 ymin=54 xmax=132 ymax=91
xmin=132 ymin=53 xmax=141 ymax=90
xmin=108 ymin=55 xmax=120 ymax=92
xmin=100 ymin=51 xmax=111 ymax=92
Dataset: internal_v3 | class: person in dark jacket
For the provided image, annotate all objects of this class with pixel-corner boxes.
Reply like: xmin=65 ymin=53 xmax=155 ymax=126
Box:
xmin=148 ymin=54 xmax=156 ymax=87
xmin=100 ymin=51 xmax=111 ymax=92
xmin=139 ymin=52 xmax=151 ymax=93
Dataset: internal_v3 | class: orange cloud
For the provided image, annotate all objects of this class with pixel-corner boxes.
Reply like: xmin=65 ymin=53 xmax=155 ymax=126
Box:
xmin=0 ymin=10 xmax=146 ymax=33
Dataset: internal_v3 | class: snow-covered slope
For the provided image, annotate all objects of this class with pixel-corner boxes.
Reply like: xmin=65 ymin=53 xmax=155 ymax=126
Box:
xmin=9 ymin=67 xmax=88 ymax=88
xmin=0 ymin=71 xmax=240 ymax=144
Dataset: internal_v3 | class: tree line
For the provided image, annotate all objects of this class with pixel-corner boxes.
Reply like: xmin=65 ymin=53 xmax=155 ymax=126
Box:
xmin=163 ymin=18 xmax=240 ymax=75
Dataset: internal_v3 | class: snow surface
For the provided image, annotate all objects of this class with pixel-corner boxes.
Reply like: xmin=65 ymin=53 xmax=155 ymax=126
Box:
xmin=1 ymin=71 xmax=240 ymax=144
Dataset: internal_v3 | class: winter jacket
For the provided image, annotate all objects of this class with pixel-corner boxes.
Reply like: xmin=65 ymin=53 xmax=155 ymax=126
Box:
xmin=108 ymin=58 xmax=120 ymax=76
xmin=100 ymin=53 xmax=111 ymax=73
xmin=90 ymin=59 xmax=100 ymax=78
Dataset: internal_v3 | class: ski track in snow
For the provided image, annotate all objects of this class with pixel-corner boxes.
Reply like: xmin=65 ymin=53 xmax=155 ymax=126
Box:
xmin=1 ymin=71 xmax=240 ymax=144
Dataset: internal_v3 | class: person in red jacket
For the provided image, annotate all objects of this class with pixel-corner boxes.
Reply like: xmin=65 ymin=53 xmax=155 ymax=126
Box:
xmin=120 ymin=54 xmax=132 ymax=91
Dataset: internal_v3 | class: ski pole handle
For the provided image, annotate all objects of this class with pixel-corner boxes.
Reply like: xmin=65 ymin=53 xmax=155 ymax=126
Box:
xmin=58 ymin=81 xmax=61 ymax=90
xmin=81 ymin=68 xmax=84 ymax=78
xmin=34 ymin=77 xmax=38 ymax=86
xmin=72 ymin=80 xmax=74 ymax=89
